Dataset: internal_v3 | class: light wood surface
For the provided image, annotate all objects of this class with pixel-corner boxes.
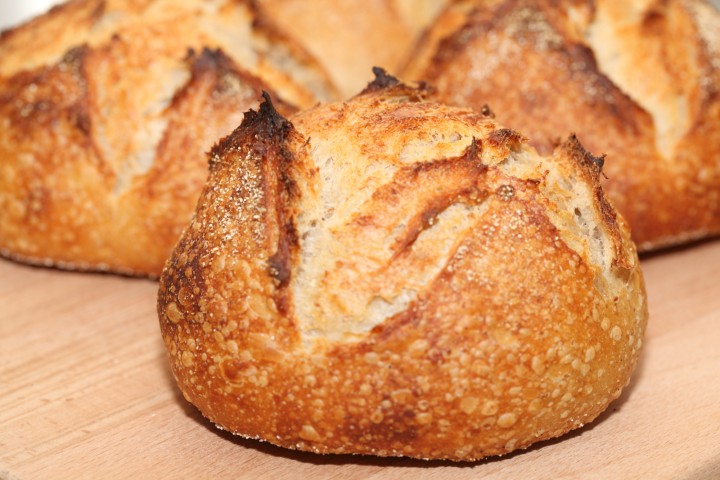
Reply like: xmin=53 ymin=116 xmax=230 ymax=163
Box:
xmin=1 ymin=239 xmax=720 ymax=480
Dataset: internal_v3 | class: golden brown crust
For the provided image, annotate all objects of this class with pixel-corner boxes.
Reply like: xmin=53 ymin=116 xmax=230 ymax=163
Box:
xmin=402 ymin=0 xmax=720 ymax=251
xmin=158 ymin=80 xmax=647 ymax=461
xmin=0 ymin=0 xmax=338 ymax=276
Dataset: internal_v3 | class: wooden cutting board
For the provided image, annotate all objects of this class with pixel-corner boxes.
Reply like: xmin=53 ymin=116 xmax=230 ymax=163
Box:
xmin=1 ymin=240 xmax=720 ymax=480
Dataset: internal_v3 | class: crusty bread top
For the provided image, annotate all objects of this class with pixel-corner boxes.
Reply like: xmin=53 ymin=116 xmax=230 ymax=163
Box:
xmin=402 ymin=0 xmax=720 ymax=250
xmin=0 ymin=0 xmax=342 ymax=275
xmin=0 ymin=0 xmax=338 ymax=107
xmin=158 ymin=75 xmax=646 ymax=460
xmin=287 ymin=78 xmax=634 ymax=346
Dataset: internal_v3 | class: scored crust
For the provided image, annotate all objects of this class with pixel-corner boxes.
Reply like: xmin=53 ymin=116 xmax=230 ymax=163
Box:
xmin=0 ymin=0 xmax=338 ymax=276
xmin=158 ymin=75 xmax=647 ymax=461
xmin=401 ymin=0 xmax=720 ymax=251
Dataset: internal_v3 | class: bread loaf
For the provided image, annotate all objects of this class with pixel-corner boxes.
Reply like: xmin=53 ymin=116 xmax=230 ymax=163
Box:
xmin=402 ymin=0 xmax=720 ymax=251
xmin=158 ymin=74 xmax=647 ymax=460
xmin=0 ymin=0 xmax=337 ymax=276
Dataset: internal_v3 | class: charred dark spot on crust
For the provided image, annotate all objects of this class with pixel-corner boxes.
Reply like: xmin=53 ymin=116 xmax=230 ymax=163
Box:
xmin=183 ymin=47 xmax=196 ymax=62
xmin=269 ymin=212 xmax=299 ymax=293
xmin=480 ymin=104 xmax=495 ymax=118
xmin=210 ymin=91 xmax=293 ymax=162
xmin=268 ymin=144 xmax=300 ymax=315
xmin=487 ymin=128 xmax=524 ymax=151
xmin=414 ymin=81 xmax=436 ymax=94
xmin=372 ymin=66 xmax=401 ymax=87
xmin=256 ymin=91 xmax=292 ymax=135
xmin=268 ymin=231 xmax=292 ymax=288
xmin=188 ymin=47 xmax=238 ymax=77
xmin=564 ymin=134 xmax=605 ymax=174
xmin=462 ymin=137 xmax=483 ymax=161
xmin=363 ymin=67 xmax=401 ymax=93
xmin=360 ymin=69 xmax=435 ymax=102
xmin=591 ymin=153 xmax=606 ymax=171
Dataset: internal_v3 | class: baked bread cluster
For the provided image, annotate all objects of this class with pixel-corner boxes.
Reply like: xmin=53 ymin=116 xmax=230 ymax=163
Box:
xmin=402 ymin=0 xmax=720 ymax=251
xmin=1 ymin=0 xmax=718 ymax=275
xmin=0 ymin=0 xmax=657 ymax=462
xmin=158 ymin=77 xmax=647 ymax=461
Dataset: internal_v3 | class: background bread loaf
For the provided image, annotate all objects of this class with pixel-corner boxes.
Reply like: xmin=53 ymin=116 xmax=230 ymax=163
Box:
xmin=402 ymin=0 xmax=720 ymax=251
xmin=0 ymin=0 xmax=337 ymax=276
xmin=158 ymin=77 xmax=647 ymax=461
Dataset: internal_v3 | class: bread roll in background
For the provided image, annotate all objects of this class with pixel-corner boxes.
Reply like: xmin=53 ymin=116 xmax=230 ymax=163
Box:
xmin=403 ymin=0 xmax=720 ymax=251
xmin=158 ymin=73 xmax=647 ymax=461
xmin=255 ymin=0 xmax=449 ymax=97
xmin=0 ymin=0 xmax=337 ymax=276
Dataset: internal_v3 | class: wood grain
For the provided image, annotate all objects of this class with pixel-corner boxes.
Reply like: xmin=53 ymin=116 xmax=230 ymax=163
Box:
xmin=1 ymin=240 xmax=720 ymax=480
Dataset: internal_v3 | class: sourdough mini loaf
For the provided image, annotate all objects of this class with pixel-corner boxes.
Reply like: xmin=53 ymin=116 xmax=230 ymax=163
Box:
xmin=158 ymin=75 xmax=648 ymax=461
xmin=0 ymin=0 xmax=337 ymax=276
xmin=403 ymin=0 xmax=720 ymax=251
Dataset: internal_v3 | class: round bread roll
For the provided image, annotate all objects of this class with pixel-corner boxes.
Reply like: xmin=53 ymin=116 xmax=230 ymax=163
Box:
xmin=402 ymin=0 xmax=720 ymax=251
xmin=0 ymin=0 xmax=337 ymax=276
xmin=158 ymin=73 xmax=647 ymax=461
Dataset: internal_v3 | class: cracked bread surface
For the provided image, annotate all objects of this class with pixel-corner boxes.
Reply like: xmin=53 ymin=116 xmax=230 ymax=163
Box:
xmin=402 ymin=0 xmax=720 ymax=251
xmin=0 ymin=0 xmax=338 ymax=276
xmin=158 ymin=78 xmax=647 ymax=461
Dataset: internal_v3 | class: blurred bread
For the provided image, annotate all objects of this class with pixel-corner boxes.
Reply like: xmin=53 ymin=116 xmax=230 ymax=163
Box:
xmin=403 ymin=0 xmax=720 ymax=251
xmin=255 ymin=0 xmax=449 ymax=97
xmin=158 ymin=75 xmax=647 ymax=461
xmin=0 ymin=0 xmax=337 ymax=276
